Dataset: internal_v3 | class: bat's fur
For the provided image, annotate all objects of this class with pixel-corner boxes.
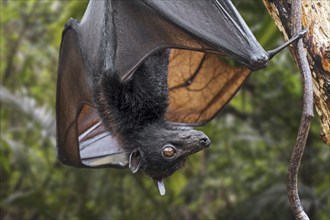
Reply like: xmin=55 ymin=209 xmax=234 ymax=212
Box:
xmin=96 ymin=49 xmax=169 ymax=134
xmin=95 ymin=49 xmax=210 ymax=181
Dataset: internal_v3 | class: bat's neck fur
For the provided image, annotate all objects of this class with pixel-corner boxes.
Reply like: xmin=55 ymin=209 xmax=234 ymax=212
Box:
xmin=95 ymin=49 xmax=170 ymax=136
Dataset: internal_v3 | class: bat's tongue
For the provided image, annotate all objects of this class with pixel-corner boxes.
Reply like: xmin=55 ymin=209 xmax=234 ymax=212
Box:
xmin=154 ymin=179 xmax=166 ymax=196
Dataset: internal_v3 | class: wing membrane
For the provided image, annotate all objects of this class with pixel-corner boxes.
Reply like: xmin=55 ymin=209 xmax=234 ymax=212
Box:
xmin=166 ymin=49 xmax=250 ymax=125
xmin=77 ymin=104 xmax=128 ymax=168
xmin=56 ymin=25 xmax=127 ymax=168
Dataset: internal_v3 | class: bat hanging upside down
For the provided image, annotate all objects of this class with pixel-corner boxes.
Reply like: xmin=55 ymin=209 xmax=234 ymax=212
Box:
xmin=56 ymin=0 xmax=306 ymax=195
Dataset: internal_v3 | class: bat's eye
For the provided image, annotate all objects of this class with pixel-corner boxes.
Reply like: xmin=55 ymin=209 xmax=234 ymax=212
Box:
xmin=162 ymin=145 xmax=176 ymax=158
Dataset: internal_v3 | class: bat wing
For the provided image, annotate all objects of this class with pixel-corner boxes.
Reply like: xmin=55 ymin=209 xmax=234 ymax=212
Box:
xmin=74 ymin=0 xmax=301 ymax=127
xmin=77 ymin=104 xmax=127 ymax=168
xmin=139 ymin=0 xmax=268 ymax=70
xmin=56 ymin=24 xmax=128 ymax=168
xmin=166 ymin=49 xmax=250 ymax=125
xmin=78 ymin=0 xmax=268 ymax=82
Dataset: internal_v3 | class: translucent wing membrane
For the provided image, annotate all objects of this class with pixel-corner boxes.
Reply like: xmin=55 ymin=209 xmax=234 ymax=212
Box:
xmin=166 ymin=49 xmax=250 ymax=125
xmin=56 ymin=26 xmax=127 ymax=168
xmin=78 ymin=105 xmax=128 ymax=168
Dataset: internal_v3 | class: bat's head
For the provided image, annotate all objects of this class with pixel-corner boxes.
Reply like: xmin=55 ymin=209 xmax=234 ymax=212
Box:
xmin=124 ymin=124 xmax=210 ymax=195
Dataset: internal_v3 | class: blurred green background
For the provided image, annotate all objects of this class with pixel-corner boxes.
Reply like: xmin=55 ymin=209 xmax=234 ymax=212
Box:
xmin=1 ymin=1 xmax=329 ymax=220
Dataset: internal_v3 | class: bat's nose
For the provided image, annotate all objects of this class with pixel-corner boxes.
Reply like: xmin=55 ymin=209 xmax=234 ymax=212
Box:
xmin=191 ymin=130 xmax=210 ymax=147
xmin=199 ymin=136 xmax=211 ymax=147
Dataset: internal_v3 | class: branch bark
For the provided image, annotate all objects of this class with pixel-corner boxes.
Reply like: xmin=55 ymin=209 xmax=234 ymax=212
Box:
xmin=263 ymin=0 xmax=330 ymax=145
xmin=261 ymin=0 xmax=330 ymax=219
xmin=288 ymin=1 xmax=314 ymax=219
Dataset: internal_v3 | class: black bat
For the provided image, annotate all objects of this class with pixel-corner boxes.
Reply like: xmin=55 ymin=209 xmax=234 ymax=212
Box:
xmin=56 ymin=0 xmax=305 ymax=195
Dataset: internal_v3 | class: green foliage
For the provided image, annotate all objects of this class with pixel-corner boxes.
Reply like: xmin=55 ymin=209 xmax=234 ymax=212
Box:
xmin=1 ymin=1 xmax=329 ymax=220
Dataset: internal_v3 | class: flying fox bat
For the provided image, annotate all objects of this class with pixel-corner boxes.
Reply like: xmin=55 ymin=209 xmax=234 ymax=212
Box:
xmin=56 ymin=0 xmax=305 ymax=195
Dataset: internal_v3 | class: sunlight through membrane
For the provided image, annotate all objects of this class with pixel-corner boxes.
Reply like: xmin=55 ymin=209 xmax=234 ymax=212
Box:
xmin=167 ymin=49 xmax=251 ymax=126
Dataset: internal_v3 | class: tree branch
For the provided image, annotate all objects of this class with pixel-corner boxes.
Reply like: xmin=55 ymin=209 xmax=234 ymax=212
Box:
xmin=262 ymin=0 xmax=321 ymax=219
xmin=263 ymin=0 xmax=330 ymax=145
xmin=287 ymin=1 xmax=314 ymax=219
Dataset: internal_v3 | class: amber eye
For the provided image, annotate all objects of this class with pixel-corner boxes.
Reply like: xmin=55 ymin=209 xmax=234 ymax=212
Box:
xmin=162 ymin=146 xmax=176 ymax=158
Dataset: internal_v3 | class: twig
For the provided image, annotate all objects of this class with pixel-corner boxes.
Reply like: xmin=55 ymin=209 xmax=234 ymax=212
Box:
xmin=288 ymin=0 xmax=314 ymax=219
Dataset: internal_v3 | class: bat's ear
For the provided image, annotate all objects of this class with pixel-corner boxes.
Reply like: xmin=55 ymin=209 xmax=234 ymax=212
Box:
xmin=129 ymin=149 xmax=142 ymax=173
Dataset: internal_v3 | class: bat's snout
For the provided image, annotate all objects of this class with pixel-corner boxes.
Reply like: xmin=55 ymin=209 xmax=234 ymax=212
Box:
xmin=178 ymin=129 xmax=211 ymax=155
xmin=193 ymin=130 xmax=211 ymax=147
xmin=199 ymin=136 xmax=210 ymax=148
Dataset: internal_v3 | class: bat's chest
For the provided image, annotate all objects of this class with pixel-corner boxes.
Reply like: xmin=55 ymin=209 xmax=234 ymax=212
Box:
xmin=122 ymin=83 xmax=168 ymax=122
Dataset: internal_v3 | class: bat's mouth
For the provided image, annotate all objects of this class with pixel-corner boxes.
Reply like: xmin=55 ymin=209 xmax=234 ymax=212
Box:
xmin=180 ymin=158 xmax=187 ymax=169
